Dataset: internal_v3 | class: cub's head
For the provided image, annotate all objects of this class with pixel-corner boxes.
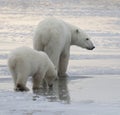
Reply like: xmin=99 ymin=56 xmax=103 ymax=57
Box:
xmin=46 ymin=64 xmax=58 ymax=87
xmin=72 ymin=29 xmax=95 ymax=50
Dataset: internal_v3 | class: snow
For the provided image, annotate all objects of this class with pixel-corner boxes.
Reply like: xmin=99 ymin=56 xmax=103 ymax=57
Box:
xmin=0 ymin=0 xmax=120 ymax=114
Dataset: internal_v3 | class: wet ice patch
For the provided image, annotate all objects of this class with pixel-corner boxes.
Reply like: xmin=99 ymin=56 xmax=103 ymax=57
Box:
xmin=68 ymin=65 xmax=120 ymax=75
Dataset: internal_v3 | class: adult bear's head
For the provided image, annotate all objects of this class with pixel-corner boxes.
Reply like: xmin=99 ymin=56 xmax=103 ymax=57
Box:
xmin=71 ymin=28 xmax=95 ymax=50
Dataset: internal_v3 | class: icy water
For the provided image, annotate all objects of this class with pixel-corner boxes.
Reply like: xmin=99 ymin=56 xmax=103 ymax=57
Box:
xmin=0 ymin=0 xmax=120 ymax=115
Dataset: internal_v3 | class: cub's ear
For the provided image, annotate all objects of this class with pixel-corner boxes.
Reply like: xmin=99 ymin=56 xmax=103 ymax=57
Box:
xmin=76 ymin=29 xmax=79 ymax=33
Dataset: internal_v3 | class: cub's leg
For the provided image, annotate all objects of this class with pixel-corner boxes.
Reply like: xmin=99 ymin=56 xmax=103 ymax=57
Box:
xmin=15 ymin=73 xmax=29 ymax=92
xmin=32 ymin=72 xmax=45 ymax=90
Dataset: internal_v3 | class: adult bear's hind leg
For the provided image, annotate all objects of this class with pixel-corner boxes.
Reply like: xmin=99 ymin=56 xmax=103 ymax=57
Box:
xmin=58 ymin=47 xmax=70 ymax=77
xmin=44 ymin=44 xmax=60 ymax=75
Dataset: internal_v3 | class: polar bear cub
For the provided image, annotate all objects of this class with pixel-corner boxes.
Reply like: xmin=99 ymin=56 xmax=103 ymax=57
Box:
xmin=8 ymin=46 xmax=57 ymax=91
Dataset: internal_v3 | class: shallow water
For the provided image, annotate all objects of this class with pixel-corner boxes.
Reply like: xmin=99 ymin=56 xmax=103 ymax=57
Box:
xmin=0 ymin=0 xmax=120 ymax=114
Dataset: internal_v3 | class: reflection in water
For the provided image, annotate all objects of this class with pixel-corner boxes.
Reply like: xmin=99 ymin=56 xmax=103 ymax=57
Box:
xmin=33 ymin=76 xmax=70 ymax=104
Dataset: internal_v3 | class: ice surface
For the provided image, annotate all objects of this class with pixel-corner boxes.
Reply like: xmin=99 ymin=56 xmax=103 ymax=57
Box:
xmin=0 ymin=0 xmax=120 ymax=114
xmin=1 ymin=76 xmax=120 ymax=115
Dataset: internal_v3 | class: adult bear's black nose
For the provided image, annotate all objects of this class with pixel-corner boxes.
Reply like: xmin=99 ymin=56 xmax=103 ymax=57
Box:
xmin=92 ymin=46 xmax=95 ymax=49
xmin=87 ymin=46 xmax=95 ymax=50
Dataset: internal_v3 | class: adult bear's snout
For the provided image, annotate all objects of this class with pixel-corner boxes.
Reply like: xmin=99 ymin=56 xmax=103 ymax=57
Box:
xmin=92 ymin=46 xmax=95 ymax=50
xmin=87 ymin=46 xmax=95 ymax=50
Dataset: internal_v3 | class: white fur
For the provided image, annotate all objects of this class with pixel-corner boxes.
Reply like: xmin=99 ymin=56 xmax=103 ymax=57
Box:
xmin=33 ymin=17 xmax=95 ymax=76
xmin=8 ymin=46 xmax=57 ymax=91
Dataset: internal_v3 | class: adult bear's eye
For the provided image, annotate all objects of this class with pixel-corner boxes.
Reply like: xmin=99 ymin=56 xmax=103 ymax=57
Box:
xmin=86 ymin=38 xmax=89 ymax=40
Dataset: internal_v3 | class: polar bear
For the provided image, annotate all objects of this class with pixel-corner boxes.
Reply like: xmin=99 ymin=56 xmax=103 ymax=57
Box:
xmin=8 ymin=46 xmax=57 ymax=91
xmin=33 ymin=17 xmax=95 ymax=76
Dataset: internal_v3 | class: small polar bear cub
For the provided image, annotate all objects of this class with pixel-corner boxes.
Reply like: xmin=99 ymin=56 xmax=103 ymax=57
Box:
xmin=8 ymin=46 xmax=57 ymax=91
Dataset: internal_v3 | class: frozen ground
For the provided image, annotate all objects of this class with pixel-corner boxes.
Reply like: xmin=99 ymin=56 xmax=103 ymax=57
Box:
xmin=0 ymin=0 xmax=120 ymax=115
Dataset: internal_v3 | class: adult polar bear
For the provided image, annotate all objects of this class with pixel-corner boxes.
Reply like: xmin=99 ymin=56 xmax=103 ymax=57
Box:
xmin=33 ymin=17 xmax=95 ymax=76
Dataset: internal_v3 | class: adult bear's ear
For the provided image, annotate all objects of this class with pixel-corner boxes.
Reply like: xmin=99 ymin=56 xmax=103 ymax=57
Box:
xmin=76 ymin=29 xmax=79 ymax=33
